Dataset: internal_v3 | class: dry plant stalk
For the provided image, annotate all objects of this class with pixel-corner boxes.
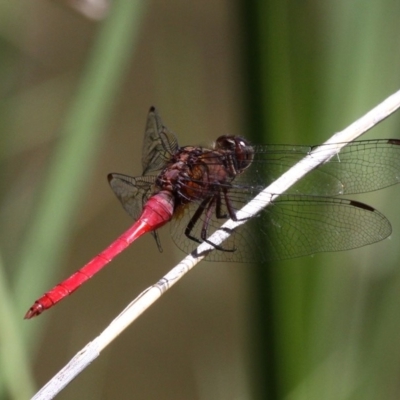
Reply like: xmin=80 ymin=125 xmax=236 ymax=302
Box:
xmin=31 ymin=89 xmax=400 ymax=400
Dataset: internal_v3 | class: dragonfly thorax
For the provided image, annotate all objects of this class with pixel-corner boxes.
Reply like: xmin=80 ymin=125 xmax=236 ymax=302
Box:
xmin=155 ymin=138 xmax=254 ymax=206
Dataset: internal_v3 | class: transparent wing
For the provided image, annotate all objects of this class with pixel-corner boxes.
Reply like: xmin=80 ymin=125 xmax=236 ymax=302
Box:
xmin=108 ymin=173 xmax=164 ymax=250
xmin=108 ymin=173 xmax=156 ymax=220
xmin=170 ymin=192 xmax=391 ymax=262
xmin=238 ymin=139 xmax=400 ymax=196
xmin=141 ymin=107 xmax=179 ymax=175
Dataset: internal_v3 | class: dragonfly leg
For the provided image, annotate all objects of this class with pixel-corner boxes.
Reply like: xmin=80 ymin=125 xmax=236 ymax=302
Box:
xmin=223 ymin=188 xmax=251 ymax=222
xmin=185 ymin=195 xmax=236 ymax=252
xmin=185 ymin=197 xmax=210 ymax=244
xmin=201 ymin=196 xmax=236 ymax=253
xmin=223 ymin=188 xmax=238 ymax=221
xmin=150 ymin=230 xmax=163 ymax=252
xmin=215 ymin=191 xmax=228 ymax=219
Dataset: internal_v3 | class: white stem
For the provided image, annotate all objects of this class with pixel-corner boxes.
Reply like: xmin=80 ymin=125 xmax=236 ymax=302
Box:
xmin=31 ymin=89 xmax=400 ymax=400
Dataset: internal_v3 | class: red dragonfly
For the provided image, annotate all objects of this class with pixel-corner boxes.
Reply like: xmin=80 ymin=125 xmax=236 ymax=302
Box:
xmin=25 ymin=107 xmax=400 ymax=318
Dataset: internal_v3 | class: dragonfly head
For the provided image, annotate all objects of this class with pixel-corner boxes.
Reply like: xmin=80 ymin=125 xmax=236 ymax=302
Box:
xmin=215 ymin=135 xmax=254 ymax=174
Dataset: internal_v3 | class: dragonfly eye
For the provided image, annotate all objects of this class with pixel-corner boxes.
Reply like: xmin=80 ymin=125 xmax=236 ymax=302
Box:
xmin=215 ymin=135 xmax=254 ymax=173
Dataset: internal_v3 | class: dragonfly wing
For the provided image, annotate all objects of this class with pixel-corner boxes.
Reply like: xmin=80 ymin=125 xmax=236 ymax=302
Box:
xmin=142 ymin=107 xmax=179 ymax=175
xmin=248 ymin=139 xmax=400 ymax=196
xmin=170 ymin=192 xmax=391 ymax=262
xmin=108 ymin=173 xmax=164 ymax=251
xmin=108 ymin=173 xmax=156 ymax=221
xmin=306 ymin=139 xmax=400 ymax=194
xmin=254 ymin=194 xmax=391 ymax=261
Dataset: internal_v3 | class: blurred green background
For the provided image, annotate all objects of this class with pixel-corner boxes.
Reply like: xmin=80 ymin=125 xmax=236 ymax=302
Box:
xmin=1 ymin=1 xmax=400 ymax=399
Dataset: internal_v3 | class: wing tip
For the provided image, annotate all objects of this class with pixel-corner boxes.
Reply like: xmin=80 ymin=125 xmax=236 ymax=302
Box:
xmin=107 ymin=173 xmax=115 ymax=184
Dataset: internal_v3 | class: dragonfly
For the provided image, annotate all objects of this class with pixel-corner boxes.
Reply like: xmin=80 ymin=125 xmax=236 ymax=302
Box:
xmin=25 ymin=107 xmax=400 ymax=318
